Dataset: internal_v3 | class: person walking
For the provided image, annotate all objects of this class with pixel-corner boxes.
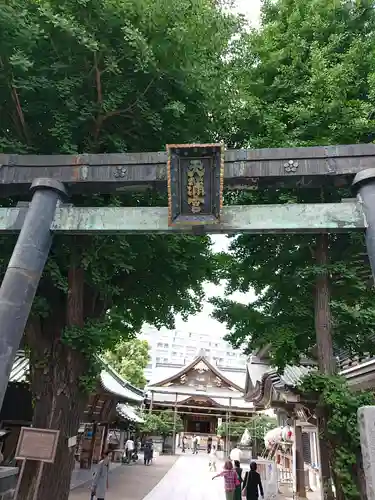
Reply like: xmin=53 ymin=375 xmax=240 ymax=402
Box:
xmin=182 ymin=435 xmax=187 ymax=453
xmin=196 ymin=434 xmax=200 ymax=453
xmin=125 ymin=436 xmax=134 ymax=464
xmin=91 ymin=451 xmax=111 ymax=500
xmin=230 ymin=444 xmax=242 ymax=463
xmin=143 ymin=439 xmax=153 ymax=466
xmin=212 ymin=459 xmax=240 ymax=500
xmin=207 ymin=436 xmax=212 ymax=454
xmin=242 ymin=461 xmax=264 ymax=500
xmin=208 ymin=445 xmax=217 ymax=472
xmin=234 ymin=460 xmax=243 ymax=500
xmin=192 ymin=435 xmax=198 ymax=454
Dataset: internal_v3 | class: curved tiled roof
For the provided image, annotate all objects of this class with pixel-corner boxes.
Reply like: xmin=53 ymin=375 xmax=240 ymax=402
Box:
xmin=246 ymin=364 xmax=315 ymax=407
xmin=9 ymin=350 xmax=144 ymax=403
xmin=148 ymin=353 xmax=244 ymax=392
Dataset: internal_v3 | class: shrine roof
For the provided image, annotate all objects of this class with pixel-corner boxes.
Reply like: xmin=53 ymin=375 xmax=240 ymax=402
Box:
xmin=9 ymin=350 xmax=144 ymax=403
xmin=245 ymin=362 xmax=315 ymax=408
xmin=150 ymin=391 xmax=253 ymax=409
xmin=147 ymin=352 xmax=245 ymax=392
xmin=100 ymin=370 xmax=144 ymax=403
xmin=117 ymin=403 xmax=144 ymax=423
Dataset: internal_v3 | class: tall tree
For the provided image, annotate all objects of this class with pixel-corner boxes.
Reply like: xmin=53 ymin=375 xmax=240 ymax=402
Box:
xmin=212 ymin=1 xmax=375 ymax=497
xmin=140 ymin=410 xmax=184 ymax=452
xmin=212 ymin=0 xmax=375 ymax=374
xmin=0 ymin=1 xmax=242 ymax=498
xmin=103 ymin=339 xmax=150 ymax=389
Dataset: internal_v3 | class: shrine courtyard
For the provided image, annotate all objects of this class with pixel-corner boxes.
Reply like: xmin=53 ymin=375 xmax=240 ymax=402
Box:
xmin=69 ymin=454 xmax=322 ymax=500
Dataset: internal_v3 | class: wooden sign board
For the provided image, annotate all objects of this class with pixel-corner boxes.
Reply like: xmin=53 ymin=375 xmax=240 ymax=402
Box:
xmin=167 ymin=143 xmax=224 ymax=226
xmin=15 ymin=427 xmax=60 ymax=463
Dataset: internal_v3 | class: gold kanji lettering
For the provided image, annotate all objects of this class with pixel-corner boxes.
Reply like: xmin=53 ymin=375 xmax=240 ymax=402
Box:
xmin=187 ymin=160 xmax=205 ymax=213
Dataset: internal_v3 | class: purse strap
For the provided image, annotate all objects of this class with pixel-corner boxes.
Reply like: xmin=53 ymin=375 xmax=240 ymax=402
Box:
xmin=243 ymin=471 xmax=249 ymax=490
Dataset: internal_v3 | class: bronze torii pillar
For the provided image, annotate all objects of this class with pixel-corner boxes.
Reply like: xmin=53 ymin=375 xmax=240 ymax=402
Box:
xmin=353 ymin=168 xmax=375 ymax=281
xmin=0 ymin=178 xmax=67 ymax=410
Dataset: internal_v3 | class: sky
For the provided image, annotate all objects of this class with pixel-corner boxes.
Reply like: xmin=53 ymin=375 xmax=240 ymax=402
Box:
xmin=173 ymin=1 xmax=261 ymax=339
xmin=231 ymin=0 xmax=261 ymax=27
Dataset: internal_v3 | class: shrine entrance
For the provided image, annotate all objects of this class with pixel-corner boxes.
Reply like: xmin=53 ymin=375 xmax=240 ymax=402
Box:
xmin=1 ymin=142 xmax=375 ymax=495
xmin=186 ymin=417 xmax=211 ymax=434
xmin=146 ymin=352 xmax=255 ymax=454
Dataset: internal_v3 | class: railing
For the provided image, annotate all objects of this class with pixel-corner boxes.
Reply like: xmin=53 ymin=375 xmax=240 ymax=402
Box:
xmin=278 ymin=467 xmax=293 ymax=484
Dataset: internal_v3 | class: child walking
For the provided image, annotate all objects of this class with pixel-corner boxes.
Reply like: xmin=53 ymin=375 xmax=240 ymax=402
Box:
xmin=209 ymin=445 xmax=217 ymax=471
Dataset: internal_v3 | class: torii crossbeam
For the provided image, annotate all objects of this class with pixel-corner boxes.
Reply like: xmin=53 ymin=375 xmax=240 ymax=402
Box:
xmin=1 ymin=143 xmax=375 ymax=413
xmin=0 ymin=143 xmax=374 ymax=195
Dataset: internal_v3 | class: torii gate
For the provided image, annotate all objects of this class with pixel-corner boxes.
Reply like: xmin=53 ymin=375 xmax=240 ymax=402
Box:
xmin=0 ymin=142 xmax=374 ymax=412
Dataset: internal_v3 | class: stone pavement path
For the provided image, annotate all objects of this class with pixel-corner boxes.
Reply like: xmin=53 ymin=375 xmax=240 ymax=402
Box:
xmin=69 ymin=455 xmax=178 ymax=500
xmin=143 ymin=454 xmax=226 ymax=500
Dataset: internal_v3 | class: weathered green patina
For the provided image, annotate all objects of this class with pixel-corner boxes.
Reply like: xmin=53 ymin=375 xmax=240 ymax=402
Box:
xmin=0 ymin=201 xmax=365 ymax=234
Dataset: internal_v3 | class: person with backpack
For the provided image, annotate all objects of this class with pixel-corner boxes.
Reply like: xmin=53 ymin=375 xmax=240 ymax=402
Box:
xmin=242 ymin=461 xmax=264 ymax=500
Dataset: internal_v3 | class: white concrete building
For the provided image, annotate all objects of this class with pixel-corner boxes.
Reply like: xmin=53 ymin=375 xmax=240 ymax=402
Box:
xmin=139 ymin=324 xmax=247 ymax=384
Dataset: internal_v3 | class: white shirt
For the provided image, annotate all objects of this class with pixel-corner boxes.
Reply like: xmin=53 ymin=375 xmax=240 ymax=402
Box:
xmin=230 ymin=448 xmax=242 ymax=462
xmin=210 ymin=449 xmax=217 ymax=459
xmin=196 ymin=436 xmax=200 ymax=444
xmin=125 ymin=439 xmax=134 ymax=451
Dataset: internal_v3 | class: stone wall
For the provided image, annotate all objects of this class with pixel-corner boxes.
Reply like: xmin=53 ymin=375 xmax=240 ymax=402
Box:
xmin=0 ymin=467 xmax=18 ymax=500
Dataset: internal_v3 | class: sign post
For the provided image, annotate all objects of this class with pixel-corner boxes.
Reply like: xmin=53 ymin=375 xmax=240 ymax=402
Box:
xmin=14 ymin=427 xmax=60 ymax=500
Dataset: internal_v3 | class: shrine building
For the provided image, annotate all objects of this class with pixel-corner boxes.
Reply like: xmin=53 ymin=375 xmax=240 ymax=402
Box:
xmin=145 ymin=350 xmax=255 ymax=448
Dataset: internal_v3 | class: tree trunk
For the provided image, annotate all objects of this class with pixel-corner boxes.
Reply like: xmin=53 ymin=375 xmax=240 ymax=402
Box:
xmin=314 ymin=233 xmax=335 ymax=375
xmin=18 ymin=264 xmax=88 ymax=500
xmin=314 ymin=233 xmax=335 ymax=500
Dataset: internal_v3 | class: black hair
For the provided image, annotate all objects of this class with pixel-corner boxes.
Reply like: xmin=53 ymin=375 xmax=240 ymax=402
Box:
xmin=250 ymin=461 xmax=257 ymax=471
xmin=234 ymin=460 xmax=241 ymax=467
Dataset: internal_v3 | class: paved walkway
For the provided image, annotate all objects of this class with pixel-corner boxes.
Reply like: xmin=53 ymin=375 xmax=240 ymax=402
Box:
xmin=69 ymin=455 xmax=178 ymax=500
xmin=143 ymin=454 xmax=225 ymax=500
xmin=69 ymin=452 xmax=323 ymax=500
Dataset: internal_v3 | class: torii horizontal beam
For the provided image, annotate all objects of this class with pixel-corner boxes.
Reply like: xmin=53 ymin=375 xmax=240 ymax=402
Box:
xmin=0 ymin=143 xmax=374 ymax=195
xmin=0 ymin=201 xmax=364 ymax=234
